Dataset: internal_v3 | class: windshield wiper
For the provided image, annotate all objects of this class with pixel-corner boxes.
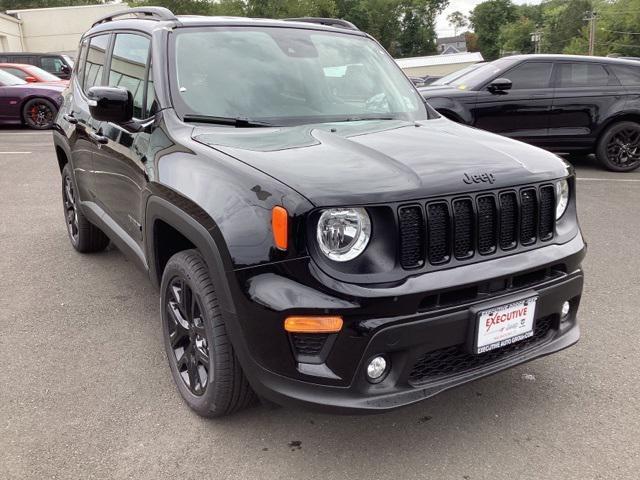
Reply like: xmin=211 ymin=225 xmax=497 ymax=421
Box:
xmin=183 ymin=114 xmax=276 ymax=128
xmin=332 ymin=116 xmax=397 ymax=123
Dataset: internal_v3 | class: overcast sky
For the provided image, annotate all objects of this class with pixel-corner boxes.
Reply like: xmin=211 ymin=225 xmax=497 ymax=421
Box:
xmin=436 ymin=0 xmax=542 ymax=37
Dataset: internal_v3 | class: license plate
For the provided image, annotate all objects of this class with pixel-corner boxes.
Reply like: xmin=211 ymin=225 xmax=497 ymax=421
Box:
xmin=475 ymin=297 xmax=537 ymax=354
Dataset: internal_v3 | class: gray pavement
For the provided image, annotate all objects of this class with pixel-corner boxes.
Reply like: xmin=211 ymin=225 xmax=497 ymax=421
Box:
xmin=1 ymin=127 xmax=639 ymax=480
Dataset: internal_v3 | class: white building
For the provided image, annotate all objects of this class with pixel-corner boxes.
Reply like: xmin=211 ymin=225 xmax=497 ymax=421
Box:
xmin=0 ymin=3 xmax=127 ymax=55
xmin=395 ymin=51 xmax=484 ymax=77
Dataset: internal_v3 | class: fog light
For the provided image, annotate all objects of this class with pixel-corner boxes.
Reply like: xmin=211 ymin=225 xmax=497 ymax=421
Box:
xmin=561 ymin=301 xmax=571 ymax=319
xmin=366 ymin=356 xmax=388 ymax=382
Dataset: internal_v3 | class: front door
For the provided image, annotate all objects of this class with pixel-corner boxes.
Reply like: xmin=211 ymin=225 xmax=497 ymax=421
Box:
xmin=91 ymin=33 xmax=153 ymax=259
xmin=472 ymin=61 xmax=554 ymax=146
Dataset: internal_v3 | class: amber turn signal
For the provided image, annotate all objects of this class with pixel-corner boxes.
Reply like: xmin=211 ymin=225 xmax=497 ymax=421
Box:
xmin=271 ymin=206 xmax=288 ymax=251
xmin=284 ymin=316 xmax=343 ymax=333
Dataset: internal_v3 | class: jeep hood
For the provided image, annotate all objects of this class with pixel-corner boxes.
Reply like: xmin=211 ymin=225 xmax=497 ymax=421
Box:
xmin=192 ymin=118 xmax=569 ymax=207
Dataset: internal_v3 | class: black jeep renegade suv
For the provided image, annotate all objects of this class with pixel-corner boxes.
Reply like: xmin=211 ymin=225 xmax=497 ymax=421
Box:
xmin=52 ymin=7 xmax=585 ymax=416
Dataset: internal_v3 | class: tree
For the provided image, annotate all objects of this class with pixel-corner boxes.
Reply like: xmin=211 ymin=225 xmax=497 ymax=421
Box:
xmin=446 ymin=10 xmax=467 ymax=36
xmin=540 ymin=0 xmax=592 ymax=54
xmin=499 ymin=16 xmax=536 ymax=54
xmin=469 ymin=0 xmax=517 ymax=60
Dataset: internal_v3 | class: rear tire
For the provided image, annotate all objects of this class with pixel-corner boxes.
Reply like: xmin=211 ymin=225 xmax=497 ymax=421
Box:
xmin=22 ymin=98 xmax=58 ymax=130
xmin=596 ymin=121 xmax=640 ymax=172
xmin=61 ymin=164 xmax=110 ymax=253
xmin=161 ymin=249 xmax=255 ymax=417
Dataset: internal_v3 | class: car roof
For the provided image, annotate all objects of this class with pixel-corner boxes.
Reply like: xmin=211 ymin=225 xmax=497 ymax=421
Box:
xmin=503 ymin=54 xmax=640 ymax=67
xmin=85 ymin=14 xmax=368 ymax=38
xmin=0 ymin=63 xmax=32 ymax=69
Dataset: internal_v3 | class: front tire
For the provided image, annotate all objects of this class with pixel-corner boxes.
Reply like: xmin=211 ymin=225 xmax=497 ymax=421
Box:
xmin=22 ymin=98 xmax=57 ymax=130
xmin=596 ymin=121 xmax=640 ymax=172
xmin=61 ymin=164 xmax=109 ymax=253
xmin=161 ymin=249 xmax=255 ymax=417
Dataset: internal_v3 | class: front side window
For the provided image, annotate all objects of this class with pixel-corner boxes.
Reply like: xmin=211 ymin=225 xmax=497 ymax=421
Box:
xmin=172 ymin=27 xmax=427 ymax=125
xmin=502 ymin=62 xmax=553 ymax=90
xmin=83 ymin=34 xmax=110 ymax=92
xmin=41 ymin=56 xmax=65 ymax=74
xmin=108 ymin=33 xmax=150 ymax=119
xmin=557 ymin=63 xmax=612 ymax=87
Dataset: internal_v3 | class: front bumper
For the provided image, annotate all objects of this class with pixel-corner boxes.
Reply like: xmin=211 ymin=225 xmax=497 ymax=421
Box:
xmin=227 ymin=234 xmax=585 ymax=414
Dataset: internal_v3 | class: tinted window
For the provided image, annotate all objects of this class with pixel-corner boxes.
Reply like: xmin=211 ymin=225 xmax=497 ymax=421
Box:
xmin=557 ymin=63 xmax=612 ymax=87
xmin=9 ymin=55 xmax=35 ymax=65
xmin=108 ymin=33 xmax=150 ymax=119
xmin=146 ymin=62 xmax=156 ymax=117
xmin=84 ymin=34 xmax=110 ymax=92
xmin=502 ymin=62 xmax=552 ymax=89
xmin=40 ymin=56 xmax=65 ymax=74
xmin=610 ymin=65 xmax=640 ymax=86
xmin=76 ymin=39 xmax=88 ymax=88
xmin=0 ymin=67 xmax=27 ymax=80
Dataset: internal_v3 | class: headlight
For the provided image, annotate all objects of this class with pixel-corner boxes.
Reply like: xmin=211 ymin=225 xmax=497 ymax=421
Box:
xmin=555 ymin=179 xmax=569 ymax=219
xmin=316 ymin=208 xmax=371 ymax=262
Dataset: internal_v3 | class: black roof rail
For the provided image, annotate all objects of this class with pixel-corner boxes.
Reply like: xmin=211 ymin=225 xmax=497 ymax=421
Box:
xmin=91 ymin=7 xmax=178 ymax=28
xmin=284 ymin=17 xmax=359 ymax=31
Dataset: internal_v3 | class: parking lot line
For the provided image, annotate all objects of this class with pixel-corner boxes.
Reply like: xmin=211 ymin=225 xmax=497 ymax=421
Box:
xmin=0 ymin=151 xmax=32 ymax=154
xmin=578 ymin=177 xmax=640 ymax=183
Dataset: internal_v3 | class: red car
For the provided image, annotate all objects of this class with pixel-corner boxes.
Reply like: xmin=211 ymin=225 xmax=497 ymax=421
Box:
xmin=0 ymin=63 xmax=68 ymax=86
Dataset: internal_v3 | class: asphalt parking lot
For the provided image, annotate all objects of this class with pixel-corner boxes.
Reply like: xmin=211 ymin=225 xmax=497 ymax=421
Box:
xmin=1 ymin=127 xmax=639 ymax=480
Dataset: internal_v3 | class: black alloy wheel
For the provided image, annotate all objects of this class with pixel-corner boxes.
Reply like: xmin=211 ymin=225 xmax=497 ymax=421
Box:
xmin=63 ymin=175 xmax=79 ymax=245
xmin=597 ymin=121 xmax=640 ymax=172
xmin=22 ymin=98 xmax=57 ymax=130
xmin=165 ymin=277 xmax=210 ymax=396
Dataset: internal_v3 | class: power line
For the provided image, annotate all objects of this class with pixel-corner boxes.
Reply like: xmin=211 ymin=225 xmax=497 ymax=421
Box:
xmin=600 ymin=29 xmax=640 ymax=35
xmin=597 ymin=40 xmax=640 ymax=49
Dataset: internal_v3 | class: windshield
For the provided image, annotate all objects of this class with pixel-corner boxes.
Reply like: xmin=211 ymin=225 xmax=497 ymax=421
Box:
xmin=0 ymin=69 xmax=26 ymax=86
xmin=447 ymin=58 xmax=513 ymax=90
xmin=171 ymin=27 xmax=427 ymax=125
xmin=431 ymin=63 xmax=484 ymax=86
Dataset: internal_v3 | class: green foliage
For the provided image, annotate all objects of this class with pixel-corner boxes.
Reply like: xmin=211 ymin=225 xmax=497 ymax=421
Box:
xmin=469 ymin=0 xmax=517 ymax=60
xmin=446 ymin=10 xmax=467 ymax=35
xmin=540 ymin=0 xmax=591 ymax=54
xmin=499 ymin=16 xmax=536 ymax=54
xmin=127 ymin=0 xmax=449 ymax=58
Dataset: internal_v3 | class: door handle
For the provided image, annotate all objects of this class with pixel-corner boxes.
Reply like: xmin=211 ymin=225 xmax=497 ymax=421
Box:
xmin=88 ymin=130 xmax=108 ymax=145
xmin=63 ymin=113 xmax=78 ymax=124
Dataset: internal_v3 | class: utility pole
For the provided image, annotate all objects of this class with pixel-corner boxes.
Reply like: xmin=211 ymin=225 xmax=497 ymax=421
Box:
xmin=584 ymin=10 xmax=598 ymax=56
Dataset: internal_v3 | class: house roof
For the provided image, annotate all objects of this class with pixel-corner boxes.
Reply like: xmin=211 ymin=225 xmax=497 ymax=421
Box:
xmin=437 ymin=34 xmax=466 ymax=45
xmin=395 ymin=51 xmax=484 ymax=69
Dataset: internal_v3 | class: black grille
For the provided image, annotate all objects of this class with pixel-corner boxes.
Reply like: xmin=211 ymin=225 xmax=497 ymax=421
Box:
xmin=520 ymin=189 xmax=538 ymax=245
xmin=427 ymin=202 xmax=451 ymax=264
xmin=397 ymin=184 xmax=556 ymax=269
xmin=539 ymin=186 xmax=555 ymax=241
xmin=477 ymin=196 xmax=497 ymax=254
xmin=453 ymin=199 xmax=474 ymax=259
xmin=499 ymin=192 xmax=518 ymax=250
xmin=408 ymin=315 xmax=554 ymax=385
xmin=290 ymin=333 xmax=329 ymax=356
xmin=398 ymin=205 xmax=425 ymax=268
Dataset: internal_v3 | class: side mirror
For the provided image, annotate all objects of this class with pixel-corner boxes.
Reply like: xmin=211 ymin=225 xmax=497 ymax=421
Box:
xmin=87 ymin=86 xmax=133 ymax=124
xmin=61 ymin=65 xmax=71 ymax=75
xmin=487 ymin=78 xmax=512 ymax=93
xmin=25 ymin=76 xmax=38 ymax=83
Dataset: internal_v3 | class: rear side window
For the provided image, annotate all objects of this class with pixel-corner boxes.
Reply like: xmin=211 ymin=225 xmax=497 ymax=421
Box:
xmin=0 ymin=67 xmax=27 ymax=80
xmin=502 ymin=62 xmax=553 ymax=89
xmin=84 ymin=34 xmax=110 ymax=92
xmin=108 ymin=33 xmax=150 ymax=119
xmin=610 ymin=65 xmax=640 ymax=86
xmin=9 ymin=55 xmax=35 ymax=65
xmin=557 ymin=63 xmax=614 ymax=87
xmin=40 ymin=56 xmax=65 ymax=75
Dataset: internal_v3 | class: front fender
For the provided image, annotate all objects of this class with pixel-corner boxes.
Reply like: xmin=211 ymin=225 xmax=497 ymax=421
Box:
xmin=423 ymin=96 xmax=473 ymax=124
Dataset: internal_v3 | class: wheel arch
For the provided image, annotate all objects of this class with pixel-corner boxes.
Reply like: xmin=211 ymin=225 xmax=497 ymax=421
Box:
xmin=19 ymin=95 xmax=58 ymax=119
xmin=145 ymin=195 xmax=237 ymax=315
xmin=595 ymin=111 xmax=640 ymax=144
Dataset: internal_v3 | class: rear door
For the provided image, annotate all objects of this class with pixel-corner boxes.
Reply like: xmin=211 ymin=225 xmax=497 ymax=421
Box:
xmin=548 ymin=61 xmax=626 ymax=151
xmin=472 ymin=61 xmax=554 ymax=146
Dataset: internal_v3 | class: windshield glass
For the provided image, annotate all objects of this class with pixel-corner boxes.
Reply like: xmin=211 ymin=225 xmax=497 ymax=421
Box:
xmin=172 ymin=27 xmax=427 ymax=125
xmin=447 ymin=58 xmax=513 ymax=90
xmin=0 ymin=69 xmax=26 ymax=86
xmin=431 ymin=63 xmax=484 ymax=86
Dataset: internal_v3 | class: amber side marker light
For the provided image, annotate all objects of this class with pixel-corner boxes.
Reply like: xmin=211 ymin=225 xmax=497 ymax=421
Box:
xmin=284 ymin=316 xmax=344 ymax=333
xmin=271 ymin=206 xmax=288 ymax=251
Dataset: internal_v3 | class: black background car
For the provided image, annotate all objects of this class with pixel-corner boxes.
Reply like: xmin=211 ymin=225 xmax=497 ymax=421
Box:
xmin=419 ymin=54 xmax=640 ymax=172
xmin=0 ymin=52 xmax=73 ymax=80
xmin=53 ymin=8 xmax=585 ymax=417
